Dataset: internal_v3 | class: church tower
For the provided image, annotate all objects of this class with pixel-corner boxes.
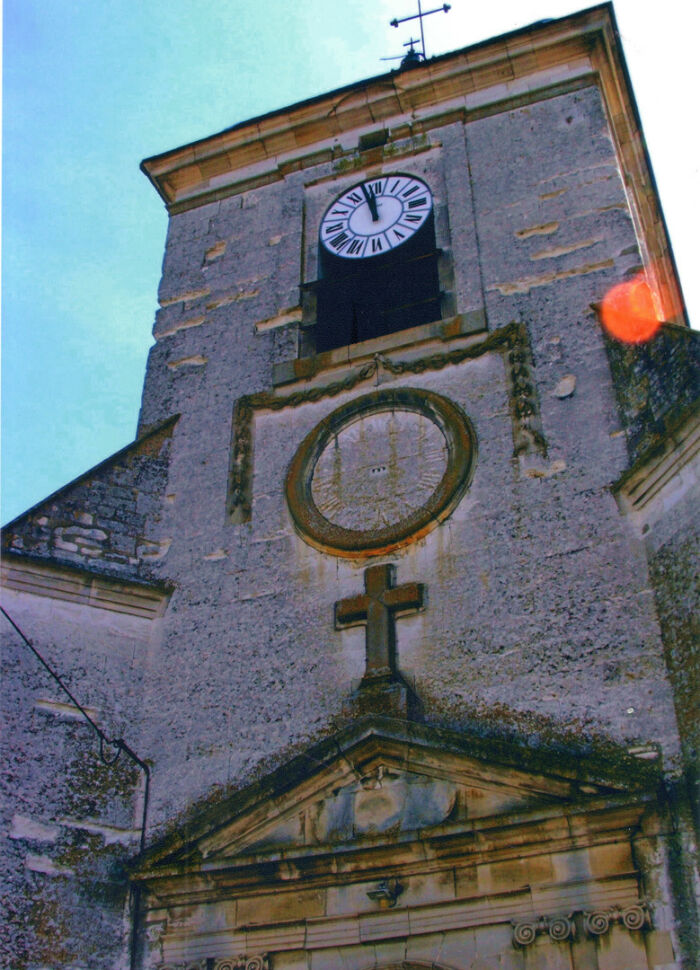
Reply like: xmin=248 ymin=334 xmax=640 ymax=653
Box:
xmin=2 ymin=6 xmax=698 ymax=970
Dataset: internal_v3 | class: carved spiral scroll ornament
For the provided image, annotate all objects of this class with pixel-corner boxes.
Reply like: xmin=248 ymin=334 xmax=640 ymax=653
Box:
xmin=512 ymin=915 xmax=574 ymax=947
xmin=160 ymin=957 xmax=269 ymax=970
xmin=584 ymin=903 xmax=651 ymax=936
xmin=241 ymin=959 xmax=267 ymax=970
xmin=583 ymin=911 xmax=610 ymax=936
xmin=285 ymin=387 xmax=476 ymax=558
xmin=513 ymin=903 xmax=651 ymax=949
xmin=621 ymin=904 xmax=648 ymax=930
xmin=512 ymin=921 xmax=538 ymax=946
xmin=548 ymin=915 xmax=575 ymax=942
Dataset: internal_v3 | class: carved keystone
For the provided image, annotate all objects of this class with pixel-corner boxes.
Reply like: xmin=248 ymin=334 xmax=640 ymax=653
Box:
xmin=367 ymin=878 xmax=403 ymax=909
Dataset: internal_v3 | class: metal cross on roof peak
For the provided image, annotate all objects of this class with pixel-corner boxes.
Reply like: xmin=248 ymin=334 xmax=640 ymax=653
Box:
xmin=389 ymin=1 xmax=451 ymax=64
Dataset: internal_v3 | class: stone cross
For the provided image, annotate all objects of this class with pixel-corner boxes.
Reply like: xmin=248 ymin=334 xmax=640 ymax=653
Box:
xmin=335 ymin=564 xmax=425 ymax=681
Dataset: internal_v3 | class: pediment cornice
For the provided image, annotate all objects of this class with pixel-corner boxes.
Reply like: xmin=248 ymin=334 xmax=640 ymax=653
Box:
xmin=132 ymin=716 xmax=659 ymax=894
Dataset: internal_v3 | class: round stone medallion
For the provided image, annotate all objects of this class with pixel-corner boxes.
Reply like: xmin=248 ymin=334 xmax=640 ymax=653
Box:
xmin=285 ymin=388 xmax=476 ymax=557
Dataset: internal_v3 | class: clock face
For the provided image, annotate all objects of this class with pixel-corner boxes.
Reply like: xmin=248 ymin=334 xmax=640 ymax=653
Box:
xmin=319 ymin=174 xmax=433 ymax=259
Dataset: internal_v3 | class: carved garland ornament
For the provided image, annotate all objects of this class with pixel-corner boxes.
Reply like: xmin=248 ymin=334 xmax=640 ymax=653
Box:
xmin=504 ymin=328 xmax=546 ymax=456
xmin=512 ymin=902 xmax=651 ymax=947
xmin=228 ymin=322 xmax=544 ymax=523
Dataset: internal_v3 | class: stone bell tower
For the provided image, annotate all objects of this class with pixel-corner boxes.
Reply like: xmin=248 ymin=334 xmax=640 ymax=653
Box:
xmin=2 ymin=6 xmax=697 ymax=969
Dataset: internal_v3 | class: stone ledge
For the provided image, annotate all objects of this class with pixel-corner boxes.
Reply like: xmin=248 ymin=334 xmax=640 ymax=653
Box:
xmin=154 ymin=875 xmax=642 ymax=961
xmin=613 ymin=406 xmax=700 ymax=532
xmin=271 ymin=310 xmax=486 ymax=388
xmin=0 ymin=555 xmax=169 ymax=620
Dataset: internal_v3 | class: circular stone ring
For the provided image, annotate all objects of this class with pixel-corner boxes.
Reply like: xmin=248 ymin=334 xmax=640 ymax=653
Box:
xmin=285 ymin=387 xmax=476 ymax=558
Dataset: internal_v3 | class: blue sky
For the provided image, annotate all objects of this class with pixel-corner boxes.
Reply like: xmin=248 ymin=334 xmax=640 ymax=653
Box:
xmin=3 ymin=0 xmax=697 ymax=523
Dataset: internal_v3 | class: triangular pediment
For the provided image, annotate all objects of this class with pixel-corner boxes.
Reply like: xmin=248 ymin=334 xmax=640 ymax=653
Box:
xmin=203 ymin=747 xmax=566 ymax=862
xmin=137 ymin=718 xmax=656 ymax=880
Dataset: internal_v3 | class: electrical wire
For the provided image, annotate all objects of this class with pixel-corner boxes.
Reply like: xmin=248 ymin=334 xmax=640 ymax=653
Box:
xmin=1 ymin=603 xmax=152 ymax=968
xmin=0 ymin=604 xmax=150 ymax=853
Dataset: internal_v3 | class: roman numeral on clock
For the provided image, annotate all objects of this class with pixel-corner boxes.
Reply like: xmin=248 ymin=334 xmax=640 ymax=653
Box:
xmin=320 ymin=175 xmax=432 ymax=258
xmin=330 ymin=232 xmax=351 ymax=251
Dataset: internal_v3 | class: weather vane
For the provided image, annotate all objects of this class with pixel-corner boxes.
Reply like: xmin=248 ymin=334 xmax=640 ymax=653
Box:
xmin=387 ymin=2 xmax=451 ymax=66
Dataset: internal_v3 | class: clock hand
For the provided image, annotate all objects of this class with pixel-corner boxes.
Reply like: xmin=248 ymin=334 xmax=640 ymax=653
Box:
xmin=361 ymin=182 xmax=380 ymax=222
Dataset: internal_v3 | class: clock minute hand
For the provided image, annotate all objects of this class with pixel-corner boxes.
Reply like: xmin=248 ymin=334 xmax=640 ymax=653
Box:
xmin=361 ymin=182 xmax=379 ymax=222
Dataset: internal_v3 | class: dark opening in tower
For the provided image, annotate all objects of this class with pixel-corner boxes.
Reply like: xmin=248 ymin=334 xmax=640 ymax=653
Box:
xmin=312 ymin=210 xmax=441 ymax=353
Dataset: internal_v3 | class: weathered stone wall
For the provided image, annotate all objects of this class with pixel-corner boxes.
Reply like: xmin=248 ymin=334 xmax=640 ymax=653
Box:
xmin=606 ymin=320 xmax=700 ymax=895
xmin=605 ymin=324 xmax=700 ymax=464
xmin=1 ymin=424 xmax=173 ymax=967
xmin=2 ymin=418 xmax=176 ymax=582
xmin=651 ymin=533 xmax=699 ymax=778
xmin=129 ymin=84 xmax=682 ymax=832
xmin=0 ymin=587 xmax=159 ymax=969
xmin=3 ymin=71 xmax=696 ymax=969
xmin=647 ymin=465 xmax=700 ymax=825
xmin=647 ymin=492 xmax=700 ymax=962
xmin=607 ymin=319 xmax=700 ymax=855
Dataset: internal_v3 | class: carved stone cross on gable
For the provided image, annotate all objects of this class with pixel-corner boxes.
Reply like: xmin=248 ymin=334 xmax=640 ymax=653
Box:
xmin=335 ymin=564 xmax=425 ymax=715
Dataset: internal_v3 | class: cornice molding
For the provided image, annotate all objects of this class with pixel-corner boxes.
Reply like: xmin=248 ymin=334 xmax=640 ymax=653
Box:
xmin=0 ymin=555 xmax=169 ymax=620
xmin=149 ymin=876 xmax=645 ymax=964
xmin=141 ymin=8 xmax=613 ymax=212
xmin=614 ymin=405 xmax=700 ymax=533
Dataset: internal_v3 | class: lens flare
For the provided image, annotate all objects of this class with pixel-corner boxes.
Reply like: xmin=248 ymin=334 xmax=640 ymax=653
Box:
xmin=600 ymin=272 xmax=664 ymax=343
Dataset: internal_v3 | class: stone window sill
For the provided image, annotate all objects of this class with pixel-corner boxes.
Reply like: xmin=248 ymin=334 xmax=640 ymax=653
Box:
xmin=272 ymin=308 xmax=486 ymax=387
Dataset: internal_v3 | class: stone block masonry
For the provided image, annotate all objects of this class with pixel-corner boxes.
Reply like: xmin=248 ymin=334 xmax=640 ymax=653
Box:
xmin=127 ymin=84 xmax=688 ymax=830
xmin=3 ymin=9 xmax=697 ymax=968
xmin=605 ymin=323 xmax=700 ymax=466
xmin=3 ymin=417 xmax=177 ymax=583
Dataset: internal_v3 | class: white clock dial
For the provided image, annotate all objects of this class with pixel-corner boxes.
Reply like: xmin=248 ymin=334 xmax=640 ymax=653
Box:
xmin=319 ymin=174 xmax=433 ymax=259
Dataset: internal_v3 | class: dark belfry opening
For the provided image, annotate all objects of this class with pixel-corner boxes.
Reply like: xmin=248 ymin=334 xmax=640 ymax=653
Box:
xmin=312 ymin=213 xmax=441 ymax=353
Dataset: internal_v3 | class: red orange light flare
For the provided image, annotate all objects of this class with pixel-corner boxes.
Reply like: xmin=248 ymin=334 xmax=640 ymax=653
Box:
xmin=600 ymin=271 xmax=670 ymax=343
